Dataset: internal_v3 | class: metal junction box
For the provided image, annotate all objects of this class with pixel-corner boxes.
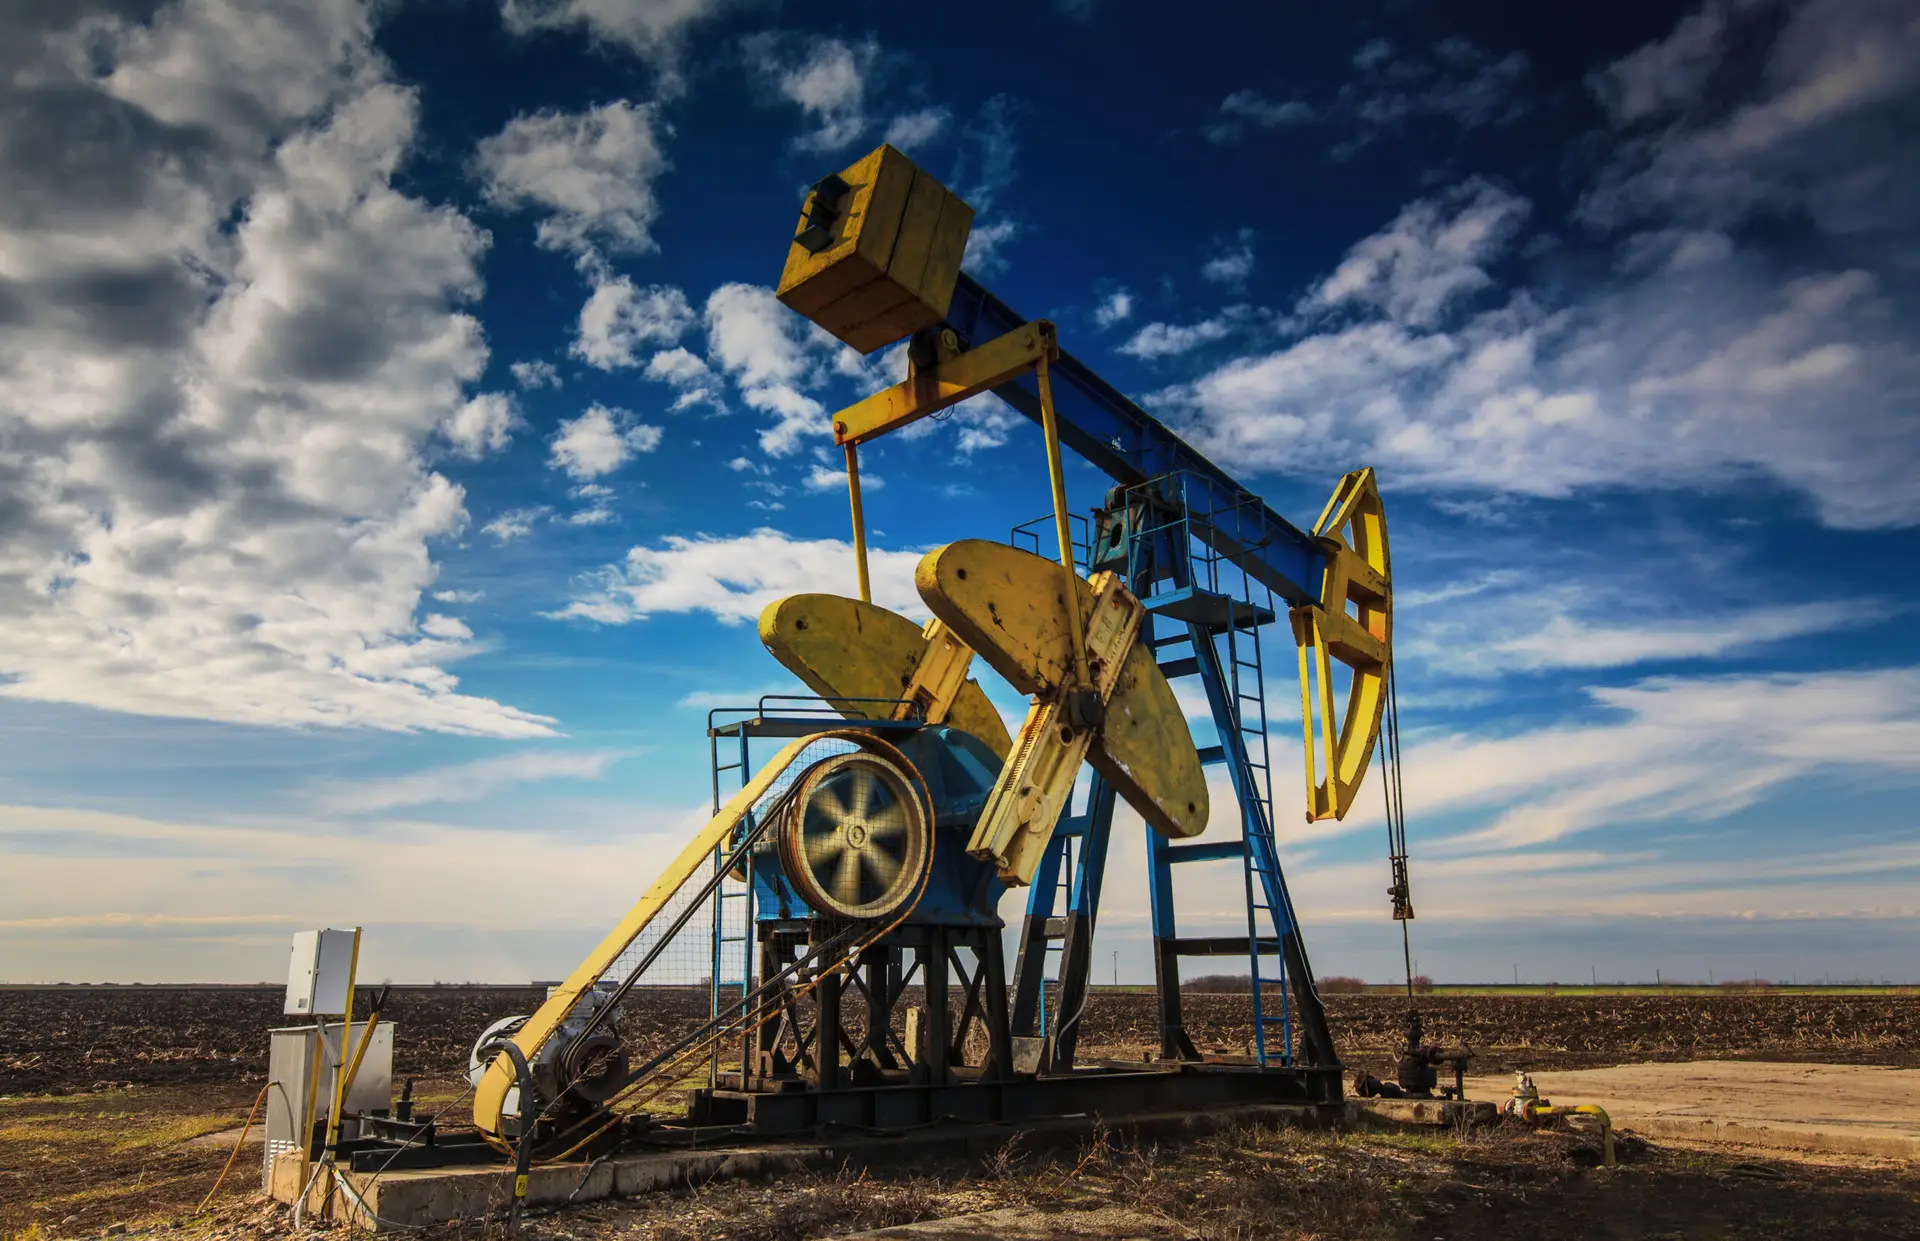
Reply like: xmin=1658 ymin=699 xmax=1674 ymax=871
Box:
xmin=262 ymin=1021 xmax=393 ymax=1188
xmin=776 ymin=144 xmax=973 ymax=354
xmin=284 ymin=928 xmax=357 ymax=1017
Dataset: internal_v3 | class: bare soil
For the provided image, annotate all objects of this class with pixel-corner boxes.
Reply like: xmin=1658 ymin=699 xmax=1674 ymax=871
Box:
xmin=3 ymin=987 xmax=1916 ymax=1239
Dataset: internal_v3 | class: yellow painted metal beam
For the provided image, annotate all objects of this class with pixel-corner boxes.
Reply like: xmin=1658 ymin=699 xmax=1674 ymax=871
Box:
xmin=757 ymin=593 xmax=1012 ymax=759
xmin=831 ymin=322 xmax=1054 ymax=446
xmin=917 ymin=540 xmax=1209 ymax=868
xmin=966 ymin=573 xmax=1141 ymax=884
xmin=473 ymin=731 xmax=861 ymax=1137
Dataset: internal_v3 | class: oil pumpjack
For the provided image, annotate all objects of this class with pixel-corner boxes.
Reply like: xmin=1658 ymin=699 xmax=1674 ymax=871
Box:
xmin=438 ymin=144 xmax=1399 ymax=1168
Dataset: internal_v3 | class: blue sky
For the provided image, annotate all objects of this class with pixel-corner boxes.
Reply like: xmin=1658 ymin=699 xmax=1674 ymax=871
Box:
xmin=3 ymin=0 xmax=1917 ymax=986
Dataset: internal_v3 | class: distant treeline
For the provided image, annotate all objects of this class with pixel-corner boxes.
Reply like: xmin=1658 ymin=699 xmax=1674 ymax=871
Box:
xmin=1181 ymin=974 xmax=1435 ymax=994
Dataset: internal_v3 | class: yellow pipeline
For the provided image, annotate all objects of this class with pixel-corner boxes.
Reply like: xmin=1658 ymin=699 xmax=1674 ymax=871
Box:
xmin=1534 ymin=1103 xmax=1616 ymax=1167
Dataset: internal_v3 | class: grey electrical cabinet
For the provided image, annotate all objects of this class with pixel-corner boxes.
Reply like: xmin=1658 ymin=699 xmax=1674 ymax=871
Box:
xmin=262 ymin=1021 xmax=394 ymax=1189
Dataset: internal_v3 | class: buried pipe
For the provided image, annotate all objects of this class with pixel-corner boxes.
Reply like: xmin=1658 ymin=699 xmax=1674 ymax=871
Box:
xmin=1503 ymin=1072 xmax=1616 ymax=1167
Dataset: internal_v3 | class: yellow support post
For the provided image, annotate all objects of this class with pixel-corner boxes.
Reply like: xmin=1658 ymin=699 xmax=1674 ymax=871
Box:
xmin=845 ymin=442 xmax=872 ymax=604
xmin=316 ymin=927 xmax=360 ymax=1212
xmin=1035 ymin=353 xmax=1090 ymax=690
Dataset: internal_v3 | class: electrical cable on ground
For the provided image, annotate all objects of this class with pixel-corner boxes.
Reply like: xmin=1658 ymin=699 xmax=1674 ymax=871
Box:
xmin=194 ymin=1082 xmax=268 ymax=1215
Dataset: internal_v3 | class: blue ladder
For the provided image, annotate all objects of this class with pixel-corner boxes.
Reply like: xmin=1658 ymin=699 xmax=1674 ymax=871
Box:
xmin=1143 ymin=544 xmax=1294 ymax=1066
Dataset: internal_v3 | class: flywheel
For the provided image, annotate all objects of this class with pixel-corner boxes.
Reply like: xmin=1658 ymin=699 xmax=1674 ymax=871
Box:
xmin=776 ymin=751 xmax=932 ymax=920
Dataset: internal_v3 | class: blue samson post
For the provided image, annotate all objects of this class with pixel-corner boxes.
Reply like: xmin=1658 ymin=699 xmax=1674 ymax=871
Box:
xmin=944 ymin=273 xmax=1342 ymax=1075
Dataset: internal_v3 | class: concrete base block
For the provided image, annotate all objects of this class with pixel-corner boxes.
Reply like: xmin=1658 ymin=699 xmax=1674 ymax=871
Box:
xmin=281 ymin=1102 xmax=1339 ymax=1230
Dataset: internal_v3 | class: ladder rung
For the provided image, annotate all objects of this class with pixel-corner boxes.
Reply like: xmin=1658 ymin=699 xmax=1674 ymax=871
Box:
xmin=1169 ymin=935 xmax=1281 ymax=956
xmin=1165 ymin=839 xmax=1245 ymax=864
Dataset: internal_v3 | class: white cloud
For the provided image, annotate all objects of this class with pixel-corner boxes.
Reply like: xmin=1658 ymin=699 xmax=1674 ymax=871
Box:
xmin=1119 ymin=317 xmax=1233 ymax=359
xmin=952 ymin=96 xmax=1023 ymax=274
xmin=483 ymin=507 xmax=547 ymax=541
xmin=1492 ymin=602 xmax=1889 ymax=671
xmin=646 ymin=346 xmax=710 ymax=385
xmin=1093 ymin=289 xmax=1133 ymax=329
xmin=317 ymin=749 xmax=620 ymax=814
xmin=432 ymin=589 xmax=483 ymax=603
xmin=1581 ymin=0 xmax=1920 ymax=241
xmin=548 ymin=404 xmax=662 ymax=479
xmin=745 ymin=32 xmax=880 ymax=152
xmin=1414 ymin=667 xmax=1920 ymax=852
xmin=1333 ymin=36 xmax=1531 ymax=155
xmin=703 ymin=282 xmax=858 ymax=455
xmin=1205 ymin=90 xmax=1314 ymax=143
xmin=571 ymin=276 xmax=693 ymax=370
xmin=1164 ymin=113 xmax=1920 ymax=530
xmin=883 ymin=106 xmax=950 ymax=150
xmin=510 ymin=359 xmax=562 ymax=389
xmin=441 ymin=392 xmax=521 ymax=458
xmin=643 ymin=345 xmax=722 ymax=411
xmin=962 ymin=219 xmax=1020 ymax=274
xmin=554 ymin=529 xmax=925 ymax=624
xmin=497 ymin=0 xmax=737 ymax=91
xmin=0 ymin=797 xmax=712 ymax=981
xmin=803 ymin=463 xmax=883 ymax=493
xmin=0 ymin=0 xmax=551 ymax=738
xmin=1201 ymin=232 xmax=1256 ymax=285
xmin=1301 ymin=178 xmax=1528 ymax=327
xmin=474 ymin=100 xmax=668 ymax=258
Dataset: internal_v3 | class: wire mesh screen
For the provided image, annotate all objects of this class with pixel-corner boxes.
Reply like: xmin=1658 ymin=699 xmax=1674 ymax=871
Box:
xmin=584 ymin=734 xmax=867 ymax=1105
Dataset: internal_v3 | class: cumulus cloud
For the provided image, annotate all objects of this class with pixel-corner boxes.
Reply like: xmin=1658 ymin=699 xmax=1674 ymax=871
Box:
xmin=1417 ymin=668 xmax=1920 ymax=852
xmin=701 ymin=282 xmax=868 ymax=454
xmin=441 ymin=392 xmax=521 ymax=458
xmin=571 ymin=276 xmax=693 ymax=369
xmin=951 ymin=95 xmax=1023 ymax=274
xmin=1205 ymin=90 xmax=1314 ymax=143
xmin=510 ymin=359 xmax=562 ymax=389
xmin=883 ymin=106 xmax=950 ymax=150
xmin=498 ymin=0 xmax=738 ymax=90
xmin=553 ymin=529 xmax=925 ymax=624
xmin=1119 ymin=317 xmax=1234 ymax=359
xmin=483 ymin=507 xmax=547 ymax=541
xmin=474 ymin=100 xmax=668 ymax=259
xmin=743 ymin=32 xmax=952 ymax=157
xmin=1580 ymin=0 xmax=1920 ymax=241
xmin=0 ymin=0 xmax=551 ymax=737
xmin=645 ymin=346 xmax=710 ymax=385
xmin=1093 ymin=289 xmax=1133 ymax=328
xmin=1201 ymin=231 xmax=1256 ymax=285
xmin=744 ymin=32 xmax=879 ymax=151
xmin=1299 ymin=179 xmax=1528 ymax=327
xmin=548 ymin=404 xmax=662 ymax=479
xmin=803 ymin=462 xmax=882 ymax=492
xmin=1163 ymin=5 xmax=1920 ymax=533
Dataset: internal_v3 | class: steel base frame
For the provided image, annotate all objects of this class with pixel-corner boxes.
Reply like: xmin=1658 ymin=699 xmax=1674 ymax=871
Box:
xmin=691 ymin=1061 xmax=1342 ymax=1135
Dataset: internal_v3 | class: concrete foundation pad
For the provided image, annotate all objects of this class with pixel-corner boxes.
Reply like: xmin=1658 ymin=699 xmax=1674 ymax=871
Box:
xmin=281 ymin=1102 xmax=1337 ymax=1230
xmin=1466 ymin=1061 xmax=1920 ymax=1161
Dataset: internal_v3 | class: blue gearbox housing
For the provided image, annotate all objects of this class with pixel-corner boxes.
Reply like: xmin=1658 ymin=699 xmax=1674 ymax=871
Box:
xmin=751 ymin=725 xmax=1007 ymax=928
